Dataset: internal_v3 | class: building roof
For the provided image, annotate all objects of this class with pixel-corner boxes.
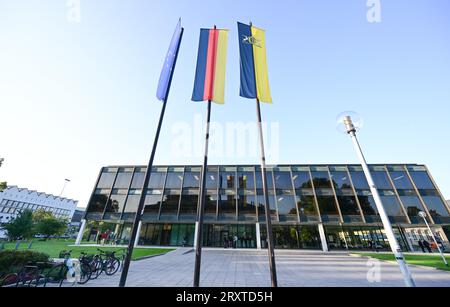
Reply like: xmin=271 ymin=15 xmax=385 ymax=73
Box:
xmin=2 ymin=186 xmax=78 ymax=205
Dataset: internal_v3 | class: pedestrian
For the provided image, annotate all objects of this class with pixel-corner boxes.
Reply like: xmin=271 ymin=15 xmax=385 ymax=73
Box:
xmin=233 ymin=235 xmax=238 ymax=249
xmin=223 ymin=236 xmax=228 ymax=249
xmin=368 ymin=239 xmax=373 ymax=250
xmin=418 ymin=240 xmax=426 ymax=253
xmin=96 ymin=230 xmax=101 ymax=245
xmin=423 ymin=239 xmax=432 ymax=253
xmin=228 ymin=235 xmax=233 ymax=248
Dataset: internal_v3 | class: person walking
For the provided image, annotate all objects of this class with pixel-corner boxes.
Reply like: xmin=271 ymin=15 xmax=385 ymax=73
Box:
xmin=233 ymin=235 xmax=238 ymax=249
xmin=418 ymin=240 xmax=426 ymax=253
xmin=423 ymin=239 xmax=432 ymax=253
xmin=223 ymin=236 xmax=228 ymax=249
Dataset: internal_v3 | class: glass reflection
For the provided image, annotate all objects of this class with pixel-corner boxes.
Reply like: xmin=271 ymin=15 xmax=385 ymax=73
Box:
xmin=292 ymin=172 xmax=312 ymax=189
xmin=330 ymin=172 xmax=352 ymax=189
xmin=409 ymin=171 xmax=435 ymax=189
xmin=183 ymin=172 xmax=200 ymax=189
xmin=149 ymin=172 xmax=168 ymax=189
xmin=390 ymin=171 xmax=414 ymax=190
xmin=238 ymin=172 xmax=255 ymax=189
xmin=311 ymin=172 xmax=332 ymax=188
xmin=274 ymin=172 xmax=294 ymax=190
xmin=220 ymin=172 xmax=236 ymax=189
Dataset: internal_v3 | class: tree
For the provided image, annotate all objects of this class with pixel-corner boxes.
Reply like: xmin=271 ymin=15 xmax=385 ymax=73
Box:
xmin=33 ymin=209 xmax=68 ymax=240
xmin=0 ymin=182 xmax=7 ymax=192
xmin=1 ymin=209 xmax=35 ymax=240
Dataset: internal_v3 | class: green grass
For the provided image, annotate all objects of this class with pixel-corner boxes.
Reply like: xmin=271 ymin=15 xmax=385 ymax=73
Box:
xmin=356 ymin=253 xmax=450 ymax=272
xmin=1 ymin=239 xmax=175 ymax=261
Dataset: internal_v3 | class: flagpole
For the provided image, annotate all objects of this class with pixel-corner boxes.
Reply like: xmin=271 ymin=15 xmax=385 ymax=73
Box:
xmin=255 ymin=98 xmax=278 ymax=287
xmin=193 ymin=99 xmax=212 ymax=287
xmin=118 ymin=27 xmax=184 ymax=288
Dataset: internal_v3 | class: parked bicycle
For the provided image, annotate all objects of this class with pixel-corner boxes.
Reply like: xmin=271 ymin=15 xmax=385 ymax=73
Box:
xmin=93 ymin=248 xmax=122 ymax=276
xmin=44 ymin=250 xmax=92 ymax=287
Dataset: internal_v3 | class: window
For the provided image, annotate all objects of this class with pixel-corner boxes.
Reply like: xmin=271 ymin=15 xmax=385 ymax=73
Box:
xmin=337 ymin=195 xmax=360 ymax=216
xmin=160 ymin=192 xmax=181 ymax=215
xmin=292 ymin=172 xmax=312 ymax=189
xmin=206 ymin=172 xmax=218 ymax=189
xmin=179 ymin=194 xmax=199 ymax=217
xmin=420 ymin=190 xmax=449 ymax=219
xmin=274 ymin=171 xmax=294 ymax=190
xmin=330 ymin=172 xmax=352 ymax=190
xmin=409 ymin=171 xmax=435 ymax=189
xmin=379 ymin=192 xmax=406 ymax=221
xmin=371 ymin=171 xmax=393 ymax=189
xmin=350 ymin=172 xmax=369 ymax=189
xmin=398 ymin=190 xmax=426 ymax=223
xmin=131 ymin=171 xmax=145 ymax=189
xmin=220 ymin=171 xmax=236 ymax=189
xmin=389 ymin=171 xmax=414 ymax=190
xmin=123 ymin=195 xmax=140 ymax=214
xmin=311 ymin=172 xmax=332 ymax=189
xmin=255 ymin=171 xmax=274 ymax=190
xmin=183 ymin=172 xmax=200 ymax=189
xmin=218 ymin=194 xmax=237 ymax=219
xmin=257 ymin=194 xmax=277 ymax=220
xmin=113 ymin=169 xmax=133 ymax=189
xmin=105 ymin=190 xmax=127 ymax=213
xmin=143 ymin=194 xmax=162 ymax=214
xmin=276 ymin=192 xmax=297 ymax=221
xmin=238 ymin=172 xmax=255 ymax=189
xmin=87 ymin=193 xmax=109 ymax=213
xmin=296 ymin=190 xmax=319 ymax=219
xmin=316 ymin=191 xmax=339 ymax=216
xmin=237 ymin=194 xmax=257 ymax=220
xmin=149 ymin=172 xmax=168 ymax=189
xmin=205 ymin=194 xmax=218 ymax=215
xmin=97 ymin=170 xmax=117 ymax=189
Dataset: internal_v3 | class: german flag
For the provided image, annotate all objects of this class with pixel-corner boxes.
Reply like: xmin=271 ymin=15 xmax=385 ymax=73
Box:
xmin=192 ymin=28 xmax=229 ymax=104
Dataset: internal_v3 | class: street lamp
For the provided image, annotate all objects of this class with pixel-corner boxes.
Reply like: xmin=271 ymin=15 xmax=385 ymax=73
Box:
xmin=418 ymin=211 xmax=448 ymax=266
xmin=337 ymin=112 xmax=416 ymax=287
xmin=59 ymin=179 xmax=71 ymax=197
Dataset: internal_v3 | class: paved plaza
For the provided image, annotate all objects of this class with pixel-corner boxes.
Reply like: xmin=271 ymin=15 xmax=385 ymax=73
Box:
xmin=73 ymin=249 xmax=450 ymax=287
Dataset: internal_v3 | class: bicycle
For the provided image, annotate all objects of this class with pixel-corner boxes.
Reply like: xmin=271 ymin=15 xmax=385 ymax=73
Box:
xmin=0 ymin=264 xmax=45 ymax=287
xmin=44 ymin=250 xmax=92 ymax=287
xmin=95 ymin=248 xmax=121 ymax=276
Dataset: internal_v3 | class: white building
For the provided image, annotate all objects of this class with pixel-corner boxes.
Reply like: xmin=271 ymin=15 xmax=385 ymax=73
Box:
xmin=0 ymin=186 xmax=78 ymax=238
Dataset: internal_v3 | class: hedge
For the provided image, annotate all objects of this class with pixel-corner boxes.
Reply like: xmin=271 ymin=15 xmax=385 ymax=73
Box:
xmin=0 ymin=250 xmax=50 ymax=275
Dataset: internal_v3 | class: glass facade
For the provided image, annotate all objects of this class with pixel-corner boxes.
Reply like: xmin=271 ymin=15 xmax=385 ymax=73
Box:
xmin=85 ymin=164 xmax=450 ymax=249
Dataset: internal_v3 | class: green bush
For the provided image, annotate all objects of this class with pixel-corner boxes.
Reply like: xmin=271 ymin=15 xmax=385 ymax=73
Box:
xmin=0 ymin=250 xmax=50 ymax=275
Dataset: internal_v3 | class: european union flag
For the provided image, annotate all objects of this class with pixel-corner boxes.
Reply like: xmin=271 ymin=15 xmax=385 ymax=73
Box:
xmin=156 ymin=19 xmax=183 ymax=102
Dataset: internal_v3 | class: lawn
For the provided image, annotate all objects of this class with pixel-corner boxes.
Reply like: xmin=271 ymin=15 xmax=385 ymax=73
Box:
xmin=1 ymin=239 xmax=175 ymax=261
xmin=356 ymin=253 xmax=450 ymax=272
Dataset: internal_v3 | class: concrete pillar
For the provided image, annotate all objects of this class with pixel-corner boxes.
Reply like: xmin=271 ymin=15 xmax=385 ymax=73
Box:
xmin=75 ymin=219 xmax=87 ymax=246
xmin=256 ymin=222 xmax=262 ymax=250
xmin=318 ymin=223 xmax=328 ymax=252
xmin=193 ymin=222 xmax=199 ymax=249
xmin=134 ymin=221 xmax=142 ymax=247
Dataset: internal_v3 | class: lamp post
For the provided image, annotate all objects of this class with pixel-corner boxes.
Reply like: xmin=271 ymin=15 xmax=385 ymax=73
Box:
xmin=59 ymin=179 xmax=71 ymax=197
xmin=337 ymin=112 xmax=416 ymax=287
xmin=418 ymin=211 xmax=448 ymax=266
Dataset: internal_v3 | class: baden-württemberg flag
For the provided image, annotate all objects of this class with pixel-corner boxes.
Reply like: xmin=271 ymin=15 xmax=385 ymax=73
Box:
xmin=237 ymin=22 xmax=272 ymax=104
xmin=192 ymin=28 xmax=229 ymax=104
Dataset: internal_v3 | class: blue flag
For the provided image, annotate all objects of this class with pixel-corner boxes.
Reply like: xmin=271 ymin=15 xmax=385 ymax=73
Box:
xmin=156 ymin=19 xmax=183 ymax=101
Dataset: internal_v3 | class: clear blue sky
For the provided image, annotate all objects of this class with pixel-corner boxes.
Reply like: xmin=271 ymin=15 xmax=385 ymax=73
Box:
xmin=1 ymin=0 xmax=449 ymax=208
